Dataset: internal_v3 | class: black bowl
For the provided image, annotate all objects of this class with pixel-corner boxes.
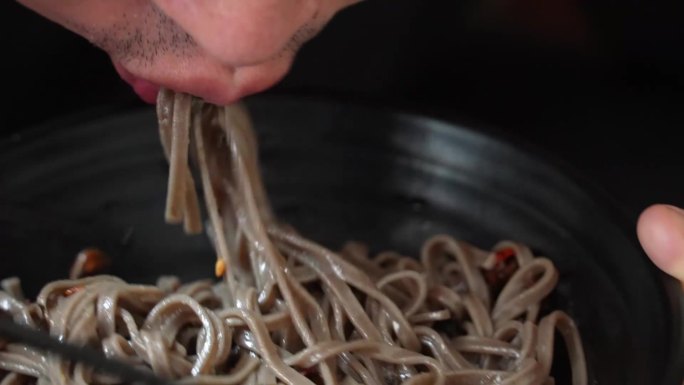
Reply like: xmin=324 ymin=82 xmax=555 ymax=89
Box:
xmin=1 ymin=96 xmax=682 ymax=385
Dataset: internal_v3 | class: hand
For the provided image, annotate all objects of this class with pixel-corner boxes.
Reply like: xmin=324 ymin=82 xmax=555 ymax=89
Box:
xmin=17 ymin=0 xmax=359 ymax=105
xmin=638 ymin=204 xmax=684 ymax=284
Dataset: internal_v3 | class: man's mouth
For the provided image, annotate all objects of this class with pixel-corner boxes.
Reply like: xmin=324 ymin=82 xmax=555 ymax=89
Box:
xmin=113 ymin=62 xmax=160 ymax=104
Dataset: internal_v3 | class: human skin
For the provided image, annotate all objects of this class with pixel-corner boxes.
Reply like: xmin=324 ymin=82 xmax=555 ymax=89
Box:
xmin=15 ymin=0 xmax=684 ymax=285
xmin=17 ymin=0 xmax=359 ymax=105
xmin=638 ymin=204 xmax=684 ymax=285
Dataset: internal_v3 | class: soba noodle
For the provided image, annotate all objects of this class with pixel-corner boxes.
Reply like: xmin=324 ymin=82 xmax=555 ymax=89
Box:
xmin=0 ymin=90 xmax=587 ymax=385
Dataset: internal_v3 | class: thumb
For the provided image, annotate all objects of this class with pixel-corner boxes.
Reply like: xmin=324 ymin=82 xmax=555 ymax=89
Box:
xmin=637 ymin=204 xmax=684 ymax=284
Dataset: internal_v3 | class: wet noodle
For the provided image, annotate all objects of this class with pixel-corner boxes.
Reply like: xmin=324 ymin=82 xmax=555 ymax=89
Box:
xmin=0 ymin=91 xmax=587 ymax=385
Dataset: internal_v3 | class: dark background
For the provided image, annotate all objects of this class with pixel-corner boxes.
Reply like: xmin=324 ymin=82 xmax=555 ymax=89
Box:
xmin=1 ymin=0 xmax=683 ymax=220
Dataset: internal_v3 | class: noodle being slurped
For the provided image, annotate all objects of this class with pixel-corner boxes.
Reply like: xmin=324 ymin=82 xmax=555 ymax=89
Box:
xmin=0 ymin=90 xmax=587 ymax=385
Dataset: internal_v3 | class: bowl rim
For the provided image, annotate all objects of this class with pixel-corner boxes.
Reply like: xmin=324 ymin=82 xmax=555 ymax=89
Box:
xmin=2 ymin=94 xmax=682 ymax=384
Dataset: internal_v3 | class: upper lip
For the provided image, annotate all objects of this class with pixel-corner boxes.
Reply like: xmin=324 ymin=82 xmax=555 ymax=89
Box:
xmin=112 ymin=60 xmax=237 ymax=105
xmin=111 ymin=54 xmax=288 ymax=106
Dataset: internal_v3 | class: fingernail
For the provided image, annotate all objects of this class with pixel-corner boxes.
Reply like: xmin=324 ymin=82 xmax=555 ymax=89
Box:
xmin=639 ymin=204 xmax=684 ymax=284
xmin=665 ymin=204 xmax=684 ymax=216
xmin=664 ymin=206 xmax=684 ymax=283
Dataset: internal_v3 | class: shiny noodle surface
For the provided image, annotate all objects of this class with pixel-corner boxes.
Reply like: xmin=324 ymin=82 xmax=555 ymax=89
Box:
xmin=0 ymin=91 xmax=587 ymax=385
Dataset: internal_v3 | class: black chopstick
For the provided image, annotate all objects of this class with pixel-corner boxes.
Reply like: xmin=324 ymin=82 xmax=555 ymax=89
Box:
xmin=0 ymin=318 xmax=173 ymax=385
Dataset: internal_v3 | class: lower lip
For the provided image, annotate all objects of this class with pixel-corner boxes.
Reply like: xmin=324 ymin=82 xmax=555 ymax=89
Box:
xmin=113 ymin=63 xmax=160 ymax=104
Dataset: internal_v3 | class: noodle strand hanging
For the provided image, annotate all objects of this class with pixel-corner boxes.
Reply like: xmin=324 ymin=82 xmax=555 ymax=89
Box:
xmin=0 ymin=90 xmax=588 ymax=385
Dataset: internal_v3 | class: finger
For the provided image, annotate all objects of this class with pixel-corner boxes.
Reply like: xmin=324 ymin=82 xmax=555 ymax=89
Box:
xmin=637 ymin=204 xmax=684 ymax=283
